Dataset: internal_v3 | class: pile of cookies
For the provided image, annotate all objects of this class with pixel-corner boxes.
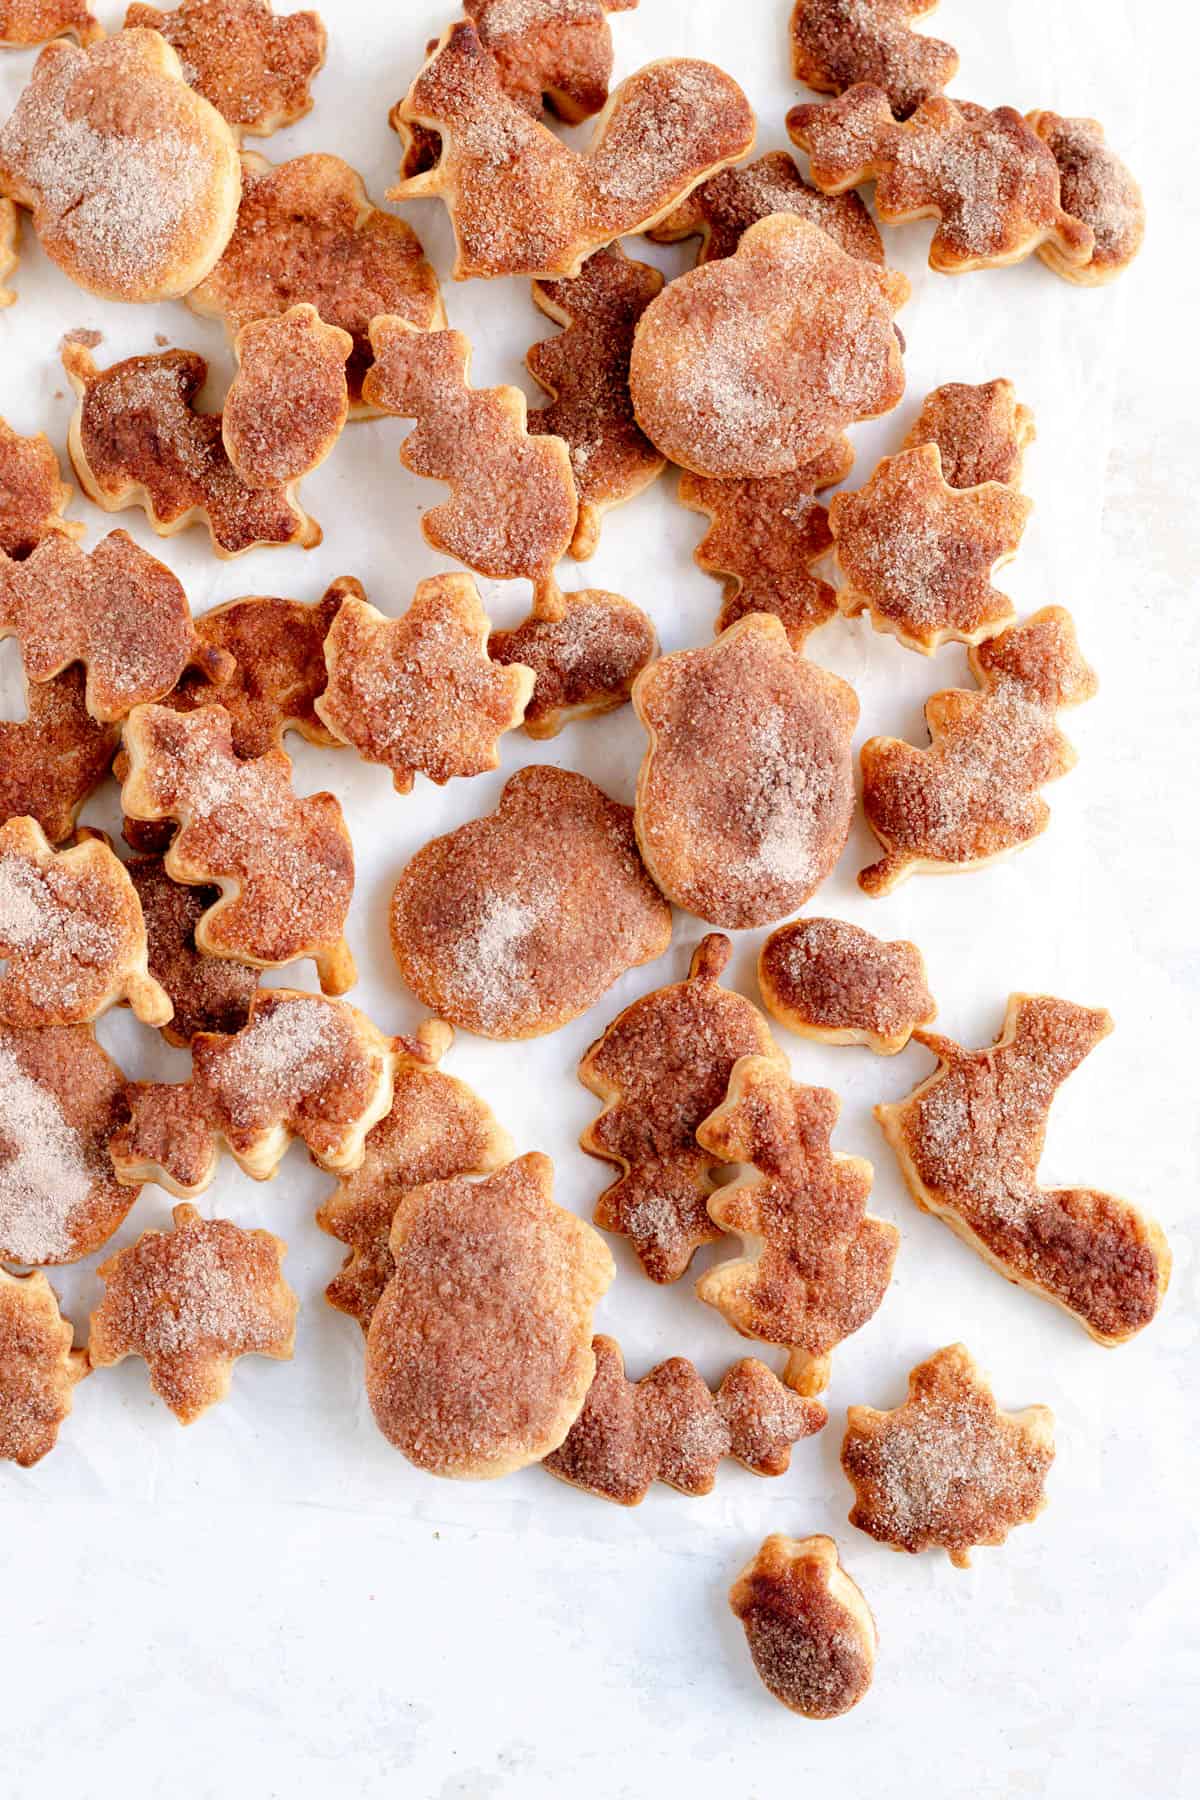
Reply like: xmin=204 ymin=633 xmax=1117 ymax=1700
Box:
xmin=0 ymin=0 xmax=1166 ymax=1723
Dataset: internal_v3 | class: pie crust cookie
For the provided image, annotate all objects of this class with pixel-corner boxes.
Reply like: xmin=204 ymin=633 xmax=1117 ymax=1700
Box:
xmin=0 ymin=2 xmax=101 ymax=47
xmin=730 ymin=1534 xmax=876 ymax=1718
xmin=124 ymin=2 xmax=326 ymax=140
xmin=649 ymin=150 xmax=884 ymax=267
xmin=758 ymin=918 xmax=936 ymax=1054
xmin=0 ymin=1268 xmax=88 ymax=1467
xmin=789 ymin=0 xmax=958 ymax=119
xmin=127 ymin=856 xmax=260 ymax=1048
xmin=0 ymin=416 xmax=80 ymax=559
xmin=1026 ymin=111 xmax=1145 ymax=285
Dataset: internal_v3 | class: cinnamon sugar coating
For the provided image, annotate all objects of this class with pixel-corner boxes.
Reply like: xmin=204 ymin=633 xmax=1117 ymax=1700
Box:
xmin=0 ymin=1268 xmax=87 ymax=1467
xmin=697 ymin=1056 xmax=898 ymax=1395
xmin=314 ymin=575 xmax=533 ymax=793
xmin=544 ymin=1335 xmax=826 ymax=1504
xmin=124 ymin=2 xmax=326 ymax=139
xmin=1026 ymin=111 xmax=1145 ymax=285
xmin=222 ymin=305 xmax=351 ymax=488
xmin=527 ymin=244 xmax=665 ymax=560
xmin=489 ymin=588 xmax=657 ymax=739
xmin=0 ymin=198 xmax=17 ymax=307
xmin=859 ymin=607 xmax=1097 ymax=893
xmin=829 ymin=441 xmax=1032 ymax=653
xmin=88 ymin=1202 xmax=298 ymax=1423
xmin=119 ymin=702 xmax=356 ymax=994
xmin=111 ymin=992 xmax=421 ymax=1197
xmin=902 ymin=378 xmax=1034 ymax=491
xmin=875 ymin=998 xmax=1171 ymax=1344
xmin=0 ymin=529 xmax=231 ymax=721
xmin=366 ymin=1153 xmax=614 ymax=1477
xmin=650 ymin=150 xmax=884 ymax=266
xmin=127 ymin=856 xmax=259 ymax=1047
xmin=317 ymin=1027 xmax=512 ymax=1333
xmin=189 ymin=152 xmax=444 ymax=411
xmin=788 ymin=87 xmax=1094 ymax=275
xmin=579 ymin=933 xmax=782 ymax=1283
xmin=0 ymin=416 xmax=80 ymax=559
xmin=758 ymin=918 xmax=935 ymax=1055
xmin=0 ymin=31 xmax=241 ymax=303
xmin=0 ymin=1021 xmax=137 ymax=1266
xmin=389 ymin=21 xmax=755 ymax=281
xmin=790 ymin=0 xmax=958 ymax=119
xmin=0 ymin=2 xmax=101 ymax=45
xmin=0 ymin=816 xmax=171 ymax=1028
xmin=390 ymin=765 xmax=672 ymax=1040
xmin=841 ymin=1343 xmax=1055 ymax=1567
xmin=62 ymin=341 xmax=321 ymax=558
xmin=730 ymin=1534 xmax=876 ymax=1718
xmin=0 ymin=666 xmax=117 ymax=844
xmin=633 ymin=614 xmax=859 ymax=930
xmin=629 ymin=213 xmax=909 ymax=480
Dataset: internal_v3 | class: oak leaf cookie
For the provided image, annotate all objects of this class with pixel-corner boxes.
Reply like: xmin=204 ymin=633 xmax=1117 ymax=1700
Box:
xmin=0 ymin=30 xmax=241 ymax=302
xmin=828 ymin=441 xmax=1032 ymax=653
xmin=62 ymin=341 xmax=322 ymax=557
xmin=314 ymin=575 xmax=534 ymax=793
xmin=88 ymin=1202 xmax=298 ymax=1423
xmin=0 ymin=816 xmax=171 ymax=1029
xmin=488 ymin=588 xmax=658 ymax=740
xmin=0 ymin=667 xmax=118 ymax=845
xmin=0 ymin=2 xmax=101 ymax=45
xmin=858 ymin=607 xmax=1097 ymax=893
xmin=649 ymin=149 xmax=884 ymax=266
xmin=0 ymin=1268 xmax=88 ymax=1467
xmin=222 ymin=304 xmax=351 ymax=489
xmin=629 ymin=213 xmax=909 ymax=479
xmin=317 ymin=1024 xmax=513 ymax=1333
xmin=841 ymin=1343 xmax=1055 ymax=1566
xmin=388 ymin=21 xmax=755 ymax=281
xmin=788 ymin=87 xmax=1093 ymax=275
xmin=579 ymin=933 xmax=783 ymax=1283
xmin=189 ymin=151 xmax=444 ymax=412
xmin=0 ymin=416 xmax=80 ymax=559
xmin=790 ymin=0 xmax=958 ymax=119
xmin=902 ymin=378 xmax=1034 ymax=491
xmin=127 ymin=856 xmax=259 ymax=1048
xmin=365 ymin=1154 xmax=615 ymax=1478
xmin=697 ymin=1056 xmax=898 ymax=1395
xmin=632 ymin=614 xmax=859 ymax=929
xmin=730 ymin=1534 xmax=876 ymax=1719
xmin=758 ymin=918 xmax=935 ymax=1055
xmin=544 ymin=1336 xmax=826 ymax=1504
xmin=124 ymin=2 xmax=326 ymax=139
xmin=390 ymin=765 xmax=672 ymax=1040
xmin=1026 ymin=111 xmax=1145 ymax=286
xmin=110 ymin=991 xmax=413 ymax=1197
xmin=119 ymin=702 xmax=356 ymax=994
xmin=0 ymin=1022 xmax=139 ymax=1266
xmin=875 ymin=997 xmax=1171 ymax=1344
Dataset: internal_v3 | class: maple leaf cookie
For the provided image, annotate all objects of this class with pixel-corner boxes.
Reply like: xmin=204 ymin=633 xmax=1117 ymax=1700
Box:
xmin=1026 ymin=111 xmax=1145 ymax=286
xmin=579 ymin=933 xmax=783 ymax=1283
xmin=0 ymin=2 xmax=101 ymax=46
xmin=650 ymin=149 xmax=884 ymax=267
xmin=630 ymin=213 xmax=909 ymax=480
xmin=365 ymin=1154 xmax=614 ymax=1478
xmin=697 ymin=1056 xmax=898 ymax=1395
xmin=730 ymin=1534 xmax=876 ymax=1718
xmin=0 ymin=667 xmax=118 ymax=846
xmin=88 ymin=1203 xmax=298 ymax=1423
xmin=390 ymin=765 xmax=672 ymax=1040
xmin=0 ymin=30 xmax=241 ymax=303
xmin=222 ymin=305 xmax=352 ymax=489
xmin=875 ymin=996 xmax=1171 ymax=1344
xmin=314 ymin=575 xmax=534 ymax=793
xmin=0 ymin=416 xmax=80 ymax=560
xmin=902 ymin=378 xmax=1035 ymax=491
xmin=632 ymin=614 xmax=859 ymax=929
xmin=124 ymin=2 xmax=326 ymax=140
xmin=758 ymin=918 xmax=936 ymax=1055
xmin=789 ymin=0 xmax=958 ymax=119
xmin=841 ymin=1343 xmax=1055 ymax=1566
xmin=0 ymin=1268 xmax=87 ymax=1467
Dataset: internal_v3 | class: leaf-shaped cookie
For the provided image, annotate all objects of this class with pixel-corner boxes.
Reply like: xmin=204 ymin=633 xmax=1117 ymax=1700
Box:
xmin=0 ymin=416 xmax=80 ymax=558
xmin=124 ymin=1 xmax=326 ymax=139
xmin=0 ymin=1268 xmax=88 ymax=1467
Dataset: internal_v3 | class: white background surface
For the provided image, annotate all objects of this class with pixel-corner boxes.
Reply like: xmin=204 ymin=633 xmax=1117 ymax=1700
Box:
xmin=2 ymin=3 xmax=1197 ymax=1795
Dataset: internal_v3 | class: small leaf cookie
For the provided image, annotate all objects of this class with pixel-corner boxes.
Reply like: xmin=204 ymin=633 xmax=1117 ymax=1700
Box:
xmin=649 ymin=149 xmax=884 ymax=266
xmin=629 ymin=213 xmax=909 ymax=479
xmin=758 ymin=918 xmax=936 ymax=1055
xmin=88 ymin=1203 xmax=298 ymax=1424
xmin=222 ymin=304 xmax=351 ymax=488
xmin=0 ymin=1269 xmax=87 ymax=1467
xmin=697 ymin=1056 xmax=899 ymax=1395
xmin=127 ymin=856 xmax=259 ymax=1048
xmin=875 ymin=996 xmax=1171 ymax=1344
xmin=365 ymin=1154 xmax=615 ymax=1478
xmin=859 ymin=607 xmax=1097 ymax=893
xmin=317 ymin=1024 xmax=512 ymax=1333
xmin=62 ymin=341 xmax=322 ymax=558
xmin=488 ymin=588 xmax=658 ymax=740
xmin=0 ymin=816 xmax=171 ymax=1028
xmin=124 ymin=1 xmax=326 ymax=139
xmin=632 ymin=614 xmax=859 ymax=929
xmin=527 ymin=244 xmax=666 ymax=560
xmin=390 ymin=765 xmax=672 ymax=1040
xmin=111 ymin=991 xmax=413 ymax=1197
xmin=730 ymin=1535 xmax=876 ymax=1719
xmin=388 ymin=21 xmax=755 ymax=281
xmin=902 ymin=378 xmax=1035 ymax=491
xmin=314 ymin=575 xmax=534 ymax=793
xmin=544 ymin=1337 xmax=826 ymax=1505
xmin=579 ymin=933 xmax=783 ymax=1283
xmin=0 ymin=2 xmax=101 ymax=46
xmin=0 ymin=1022 xmax=138 ymax=1266
xmin=1026 ymin=111 xmax=1145 ymax=286
xmin=119 ymin=702 xmax=356 ymax=993
xmin=0 ymin=30 xmax=241 ymax=303
xmin=790 ymin=0 xmax=958 ymax=119
xmin=189 ymin=152 xmax=444 ymax=412
xmin=828 ymin=441 xmax=1032 ymax=653
xmin=0 ymin=666 xmax=118 ymax=845
xmin=0 ymin=416 xmax=80 ymax=559
xmin=841 ymin=1343 xmax=1055 ymax=1567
